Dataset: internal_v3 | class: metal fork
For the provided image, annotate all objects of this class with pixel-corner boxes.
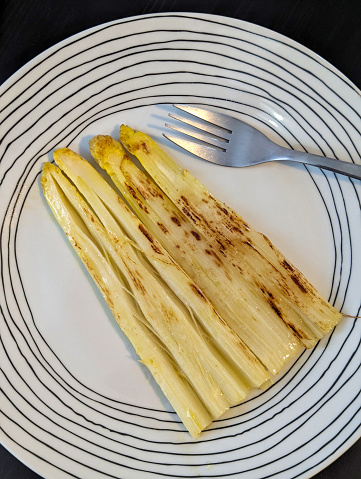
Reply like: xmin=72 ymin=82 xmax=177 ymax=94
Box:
xmin=163 ymin=105 xmax=361 ymax=180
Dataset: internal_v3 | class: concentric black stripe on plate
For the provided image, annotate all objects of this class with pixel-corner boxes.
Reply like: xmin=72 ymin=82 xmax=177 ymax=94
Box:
xmin=0 ymin=13 xmax=360 ymax=479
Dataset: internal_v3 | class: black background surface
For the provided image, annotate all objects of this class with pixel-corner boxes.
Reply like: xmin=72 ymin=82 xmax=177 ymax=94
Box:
xmin=0 ymin=1 xmax=360 ymax=478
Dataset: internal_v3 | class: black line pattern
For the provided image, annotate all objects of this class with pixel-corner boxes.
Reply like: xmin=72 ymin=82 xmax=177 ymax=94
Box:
xmin=0 ymin=13 xmax=360 ymax=479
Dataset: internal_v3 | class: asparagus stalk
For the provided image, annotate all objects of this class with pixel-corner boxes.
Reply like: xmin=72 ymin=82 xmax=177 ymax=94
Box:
xmin=116 ymin=156 xmax=323 ymax=347
xmin=90 ymin=137 xmax=305 ymax=373
xmin=119 ymin=125 xmax=342 ymax=337
xmin=42 ymin=122 xmax=343 ymax=436
xmin=41 ymin=162 xmax=212 ymax=437
xmin=55 ymin=145 xmax=268 ymax=390
xmin=46 ymin=161 xmax=239 ymax=419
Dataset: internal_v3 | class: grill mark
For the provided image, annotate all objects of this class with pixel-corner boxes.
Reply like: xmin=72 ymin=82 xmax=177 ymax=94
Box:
xmin=171 ymin=216 xmax=181 ymax=226
xmin=258 ymin=284 xmax=283 ymax=319
xmin=189 ymin=283 xmax=207 ymax=301
xmin=157 ymin=222 xmax=168 ymax=234
xmin=141 ymin=141 xmax=149 ymax=153
xmin=266 ymin=295 xmax=283 ymax=319
xmin=287 ymin=323 xmax=306 ymax=341
xmin=129 ymin=271 xmax=146 ymax=295
xmin=138 ymin=223 xmax=162 ymax=254
xmin=132 ymin=141 xmax=150 ymax=154
xmin=259 ymin=284 xmax=310 ymax=341
xmin=282 ymin=259 xmax=311 ymax=294
xmin=190 ymin=230 xmax=201 ymax=241
xmin=216 ymin=238 xmax=227 ymax=254
xmin=160 ymin=304 xmax=178 ymax=325
xmin=204 ymin=248 xmax=223 ymax=267
xmin=179 ymin=197 xmax=234 ymax=256
xmin=229 ymin=225 xmax=244 ymax=234
xmin=243 ymin=241 xmax=305 ymax=301
xmin=125 ymin=183 xmax=149 ymax=214
xmin=180 ymin=195 xmax=189 ymax=206
xmin=291 ymin=275 xmax=308 ymax=293
xmin=138 ymin=175 xmax=164 ymax=198
xmin=216 ymin=204 xmax=228 ymax=215
xmin=261 ymin=233 xmax=276 ymax=251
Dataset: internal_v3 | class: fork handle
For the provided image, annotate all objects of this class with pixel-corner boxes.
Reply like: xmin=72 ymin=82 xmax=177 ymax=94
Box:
xmin=280 ymin=148 xmax=361 ymax=180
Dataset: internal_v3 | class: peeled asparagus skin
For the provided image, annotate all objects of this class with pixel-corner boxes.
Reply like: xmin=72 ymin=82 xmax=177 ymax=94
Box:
xmin=41 ymin=163 xmax=212 ymax=437
xmin=119 ymin=125 xmax=342 ymax=337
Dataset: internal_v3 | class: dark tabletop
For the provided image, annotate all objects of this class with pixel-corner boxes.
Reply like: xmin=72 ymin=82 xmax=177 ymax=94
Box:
xmin=1 ymin=0 xmax=360 ymax=478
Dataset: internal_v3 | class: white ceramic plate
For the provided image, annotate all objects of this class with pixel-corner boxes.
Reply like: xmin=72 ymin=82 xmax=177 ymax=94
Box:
xmin=0 ymin=13 xmax=360 ymax=479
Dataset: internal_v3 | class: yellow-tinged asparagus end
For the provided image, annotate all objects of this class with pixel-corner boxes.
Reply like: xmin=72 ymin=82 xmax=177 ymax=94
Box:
xmin=119 ymin=125 xmax=172 ymax=166
xmin=119 ymin=124 xmax=191 ymax=192
xmin=41 ymin=161 xmax=58 ymax=180
xmin=119 ymin=125 xmax=155 ymax=154
xmin=53 ymin=147 xmax=81 ymax=164
xmin=89 ymin=135 xmax=128 ymax=169
xmin=89 ymin=135 xmax=132 ymax=192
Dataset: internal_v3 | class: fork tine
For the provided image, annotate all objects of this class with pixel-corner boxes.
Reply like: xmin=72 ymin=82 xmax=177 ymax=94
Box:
xmin=165 ymin=122 xmax=227 ymax=151
xmin=173 ymin=104 xmax=234 ymax=132
xmin=168 ymin=113 xmax=230 ymax=141
xmin=163 ymin=133 xmax=227 ymax=166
